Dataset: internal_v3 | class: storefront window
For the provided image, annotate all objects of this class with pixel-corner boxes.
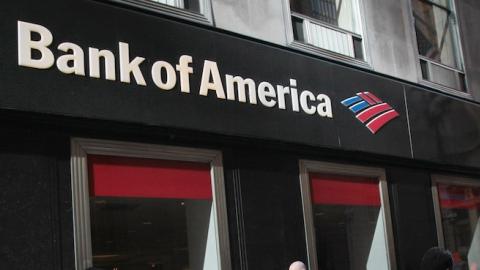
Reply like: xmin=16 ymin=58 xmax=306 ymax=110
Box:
xmin=436 ymin=182 xmax=480 ymax=270
xmin=71 ymin=139 xmax=230 ymax=270
xmin=299 ymin=162 xmax=395 ymax=270
xmin=88 ymin=155 xmax=215 ymax=270
xmin=289 ymin=0 xmax=364 ymax=60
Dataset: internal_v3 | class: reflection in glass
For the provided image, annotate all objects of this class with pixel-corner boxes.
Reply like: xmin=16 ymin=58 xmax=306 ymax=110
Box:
xmin=438 ymin=183 xmax=480 ymax=270
xmin=411 ymin=0 xmax=461 ymax=69
xmin=309 ymin=174 xmax=389 ymax=270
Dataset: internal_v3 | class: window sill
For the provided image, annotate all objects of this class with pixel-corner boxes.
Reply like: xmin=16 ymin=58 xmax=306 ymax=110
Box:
xmin=419 ymin=79 xmax=472 ymax=100
xmin=289 ymin=40 xmax=371 ymax=70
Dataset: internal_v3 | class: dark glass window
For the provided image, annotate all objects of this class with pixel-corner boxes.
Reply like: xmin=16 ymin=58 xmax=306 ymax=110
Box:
xmin=309 ymin=174 xmax=388 ymax=270
xmin=438 ymin=183 xmax=480 ymax=270
xmin=420 ymin=59 xmax=430 ymax=80
xmin=353 ymin=36 xmax=364 ymax=60
xmin=292 ymin=16 xmax=306 ymax=42
xmin=183 ymin=0 xmax=200 ymax=13
xmin=88 ymin=155 xmax=215 ymax=270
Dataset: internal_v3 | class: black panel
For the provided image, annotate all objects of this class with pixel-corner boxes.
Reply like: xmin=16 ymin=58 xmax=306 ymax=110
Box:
xmin=0 ymin=128 xmax=70 ymax=270
xmin=406 ymin=86 xmax=480 ymax=168
xmin=224 ymin=149 xmax=307 ymax=270
xmin=387 ymin=167 xmax=438 ymax=270
xmin=0 ymin=0 xmax=411 ymax=160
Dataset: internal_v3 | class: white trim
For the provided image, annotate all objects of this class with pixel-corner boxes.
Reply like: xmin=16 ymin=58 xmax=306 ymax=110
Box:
xmin=431 ymin=174 xmax=480 ymax=249
xmin=70 ymin=138 xmax=231 ymax=270
xmin=299 ymin=160 xmax=397 ymax=270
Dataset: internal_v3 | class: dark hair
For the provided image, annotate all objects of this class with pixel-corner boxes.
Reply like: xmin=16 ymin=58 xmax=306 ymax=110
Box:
xmin=421 ymin=247 xmax=453 ymax=270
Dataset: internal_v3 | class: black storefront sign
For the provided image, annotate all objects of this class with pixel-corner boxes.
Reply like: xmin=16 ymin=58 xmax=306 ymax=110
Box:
xmin=1 ymin=0 xmax=480 ymax=167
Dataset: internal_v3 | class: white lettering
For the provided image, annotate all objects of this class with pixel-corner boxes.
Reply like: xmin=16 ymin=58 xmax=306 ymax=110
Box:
xmin=225 ymin=75 xmax=257 ymax=104
xmin=119 ymin=42 xmax=146 ymax=85
xmin=199 ymin=60 xmax=225 ymax=99
xmin=89 ymin=48 xmax=116 ymax=80
xmin=290 ymin=79 xmax=300 ymax=112
xmin=56 ymin=42 xmax=85 ymax=76
xmin=258 ymin=82 xmax=276 ymax=108
xmin=300 ymin=90 xmax=316 ymax=115
xmin=151 ymin=61 xmax=177 ymax=90
xmin=176 ymin=55 xmax=193 ymax=93
xmin=16 ymin=21 xmax=335 ymax=120
xmin=276 ymin=85 xmax=290 ymax=110
xmin=317 ymin=94 xmax=333 ymax=118
xmin=17 ymin=21 xmax=54 ymax=69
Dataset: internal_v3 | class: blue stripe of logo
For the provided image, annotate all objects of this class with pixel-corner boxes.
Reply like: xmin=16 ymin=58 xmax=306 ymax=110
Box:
xmin=349 ymin=101 xmax=370 ymax=113
xmin=341 ymin=96 xmax=362 ymax=107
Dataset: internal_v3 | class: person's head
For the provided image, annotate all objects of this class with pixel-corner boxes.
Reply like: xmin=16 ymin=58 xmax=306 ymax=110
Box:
xmin=289 ymin=261 xmax=307 ymax=270
xmin=421 ymin=247 xmax=453 ymax=270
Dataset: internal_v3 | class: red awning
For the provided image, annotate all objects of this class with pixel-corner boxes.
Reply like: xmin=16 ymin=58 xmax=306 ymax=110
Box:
xmin=310 ymin=173 xmax=380 ymax=206
xmin=88 ymin=155 xmax=212 ymax=200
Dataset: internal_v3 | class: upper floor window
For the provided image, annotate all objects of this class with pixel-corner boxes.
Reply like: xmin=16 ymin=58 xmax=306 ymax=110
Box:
xmin=289 ymin=0 xmax=365 ymax=62
xmin=113 ymin=0 xmax=212 ymax=24
xmin=151 ymin=0 xmax=201 ymax=13
xmin=411 ymin=0 xmax=466 ymax=92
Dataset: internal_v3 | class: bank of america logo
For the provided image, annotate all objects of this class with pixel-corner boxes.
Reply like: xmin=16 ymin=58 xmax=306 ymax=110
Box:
xmin=341 ymin=92 xmax=399 ymax=134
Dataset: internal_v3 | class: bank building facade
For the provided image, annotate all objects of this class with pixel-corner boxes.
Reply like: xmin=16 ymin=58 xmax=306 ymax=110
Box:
xmin=1 ymin=0 xmax=480 ymax=270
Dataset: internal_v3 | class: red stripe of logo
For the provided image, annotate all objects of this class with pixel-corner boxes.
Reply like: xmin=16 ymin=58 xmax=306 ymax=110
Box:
xmin=358 ymin=92 xmax=376 ymax=105
xmin=365 ymin=92 xmax=382 ymax=103
xmin=366 ymin=110 xmax=400 ymax=134
xmin=356 ymin=103 xmax=392 ymax=123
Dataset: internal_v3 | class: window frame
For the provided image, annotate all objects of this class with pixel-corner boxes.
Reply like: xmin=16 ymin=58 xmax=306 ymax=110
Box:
xmin=408 ymin=0 xmax=470 ymax=97
xmin=102 ymin=0 xmax=213 ymax=25
xmin=70 ymin=138 xmax=231 ymax=270
xmin=282 ymin=0 xmax=370 ymax=68
xmin=298 ymin=160 xmax=397 ymax=270
xmin=431 ymin=174 xmax=480 ymax=249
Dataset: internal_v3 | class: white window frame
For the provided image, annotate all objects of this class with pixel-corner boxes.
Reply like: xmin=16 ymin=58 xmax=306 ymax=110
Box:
xmin=70 ymin=138 xmax=231 ymax=270
xmin=104 ymin=0 xmax=213 ymax=25
xmin=407 ymin=0 xmax=470 ymax=97
xmin=431 ymin=174 xmax=480 ymax=248
xmin=282 ymin=0 xmax=370 ymax=68
xmin=298 ymin=160 xmax=397 ymax=270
